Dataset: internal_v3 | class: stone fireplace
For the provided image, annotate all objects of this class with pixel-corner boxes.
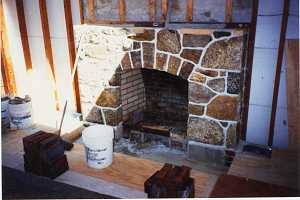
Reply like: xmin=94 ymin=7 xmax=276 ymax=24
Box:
xmin=75 ymin=26 xmax=246 ymax=161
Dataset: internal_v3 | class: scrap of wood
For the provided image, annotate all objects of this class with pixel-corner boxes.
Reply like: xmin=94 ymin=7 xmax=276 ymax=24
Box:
xmin=15 ymin=0 xmax=32 ymax=71
xmin=186 ymin=0 xmax=193 ymax=22
xmin=180 ymin=28 xmax=212 ymax=35
xmin=119 ymin=0 xmax=126 ymax=24
xmin=0 ymin=0 xmax=17 ymax=95
xmin=148 ymin=0 xmax=156 ymax=22
xmin=225 ymin=0 xmax=233 ymax=23
xmin=38 ymin=0 xmax=60 ymax=110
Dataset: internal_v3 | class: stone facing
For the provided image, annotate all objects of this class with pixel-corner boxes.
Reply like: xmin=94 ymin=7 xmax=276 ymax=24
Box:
xmin=201 ymin=36 xmax=244 ymax=70
xmin=76 ymin=27 xmax=246 ymax=147
xmin=187 ymin=117 xmax=224 ymax=145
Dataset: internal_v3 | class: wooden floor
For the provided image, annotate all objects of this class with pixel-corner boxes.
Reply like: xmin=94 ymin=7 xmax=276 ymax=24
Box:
xmin=228 ymin=150 xmax=300 ymax=190
xmin=2 ymin=127 xmax=218 ymax=198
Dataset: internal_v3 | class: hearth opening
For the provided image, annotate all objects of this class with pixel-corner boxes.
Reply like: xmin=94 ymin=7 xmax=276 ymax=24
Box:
xmin=121 ymin=68 xmax=188 ymax=148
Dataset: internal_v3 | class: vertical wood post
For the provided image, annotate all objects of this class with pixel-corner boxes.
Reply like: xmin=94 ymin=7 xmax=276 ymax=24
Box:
xmin=38 ymin=0 xmax=60 ymax=110
xmin=225 ymin=0 xmax=233 ymax=23
xmin=149 ymin=0 xmax=156 ymax=22
xmin=88 ymin=0 xmax=95 ymax=22
xmin=78 ymin=0 xmax=84 ymax=24
xmin=15 ymin=0 xmax=32 ymax=71
xmin=240 ymin=0 xmax=258 ymax=140
xmin=186 ymin=0 xmax=193 ymax=22
xmin=119 ymin=0 xmax=126 ymax=24
xmin=161 ymin=0 xmax=168 ymax=22
xmin=268 ymin=0 xmax=290 ymax=147
xmin=64 ymin=0 xmax=82 ymax=113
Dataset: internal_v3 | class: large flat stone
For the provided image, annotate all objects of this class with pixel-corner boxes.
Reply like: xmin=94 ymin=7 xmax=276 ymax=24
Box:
xmin=121 ymin=53 xmax=132 ymax=69
xmin=130 ymin=51 xmax=142 ymax=68
xmin=96 ymin=87 xmax=121 ymax=108
xmin=195 ymin=68 xmax=218 ymax=77
xmin=167 ymin=56 xmax=181 ymax=75
xmin=143 ymin=42 xmax=154 ymax=69
xmin=183 ymin=34 xmax=212 ymax=47
xmin=128 ymin=29 xmax=155 ymax=41
xmin=85 ymin=106 xmax=104 ymax=124
xmin=227 ymin=72 xmax=241 ymax=94
xmin=206 ymin=95 xmax=240 ymax=121
xmin=189 ymin=72 xmax=206 ymax=83
xmin=207 ymin=78 xmax=225 ymax=93
xmin=103 ymin=107 xmax=122 ymax=126
xmin=155 ymin=53 xmax=168 ymax=70
xmin=201 ymin=36 xmax=244 ymax=70
xmin=189 ymin=82 xmax=216 ymax=103
xmin=187 ymin=117 xmax=224 ymax=145
xmin=226 ymin=123 xmax=237 ymax=148
xmin=188 ymin=104 xmax=205 ymax=116
xmin=157 ymin=29 xmax=181 ymax=54
xmin=180 ymin=49 xmax=202 ymax=64
xmin=179 ymin=61 xmax=194 ymax=79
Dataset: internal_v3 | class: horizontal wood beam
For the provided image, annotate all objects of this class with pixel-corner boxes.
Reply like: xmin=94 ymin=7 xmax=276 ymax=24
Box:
xmin=15 ymin=0 xmax=32 ymax=71
xmin=64 ymin=0 xmax=82 ymax=113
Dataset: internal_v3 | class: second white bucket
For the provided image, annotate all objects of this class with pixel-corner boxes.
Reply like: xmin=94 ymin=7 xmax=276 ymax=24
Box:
xmin=82 ymin=125 xmax=114 ymax=169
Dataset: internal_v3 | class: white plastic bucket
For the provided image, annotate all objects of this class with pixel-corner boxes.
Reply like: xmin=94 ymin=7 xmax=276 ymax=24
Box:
xmin=8 ymin=99 xmax=33 ymax=129
xmin=82 ymin=125 xmax=114 ymax=169
xmin=1 ymin=97 xmax=10 ymax=128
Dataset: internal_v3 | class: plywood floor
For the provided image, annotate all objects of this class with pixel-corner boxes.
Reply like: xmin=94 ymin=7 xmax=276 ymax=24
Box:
xmin=2 ymin=127 xmax=218 ymax=198
xmin=228 ymin=150 xmax=300 ymax=190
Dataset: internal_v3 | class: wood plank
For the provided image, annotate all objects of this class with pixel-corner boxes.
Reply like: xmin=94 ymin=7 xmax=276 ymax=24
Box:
xmin=186 ymin=0 xmax=193 ymax=22
xmin=148 ymin=0 xmax=156 ymax=22
xmin=161 ymin=0 xmax=168 ymax=22
xmin=228 ymin=150 xmax=300 ymax=190
xmin=15 ymin=0 xmax=32 ymax=71
xmin=225 ymin=0 xmax=233 ymax=23
xmin=63 ymin=0 xmax=82 ymax=113
xmin=240 ymin=0 xmax=258 ymax=140
xmin=38 ymin=0 xmax=60 ymax=110
xmin=119 ymin=0 xmax=126 ymax=24
xmin=285 ymin=39 xmax=300 ymax=150
xmin=0 ymin=0 xmax=17 ymax=95
xmin=268 ymin=0 xmax=290 ymax=147
xmin=78 ymin=0 xmax=84 ymax=24
xmin=66 ymin=144 xmax=217 ymax=197
xmin=87 ymin=0 xmax=95 ymax=22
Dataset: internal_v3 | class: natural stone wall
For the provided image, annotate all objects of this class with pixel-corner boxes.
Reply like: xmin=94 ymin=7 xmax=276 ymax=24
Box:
xmin=75 ymin=26 xmax=246 ymax=148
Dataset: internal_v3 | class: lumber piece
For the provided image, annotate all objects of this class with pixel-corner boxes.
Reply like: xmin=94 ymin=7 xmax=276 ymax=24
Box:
xmin=144 ymin=164 xmax=195 ymax=198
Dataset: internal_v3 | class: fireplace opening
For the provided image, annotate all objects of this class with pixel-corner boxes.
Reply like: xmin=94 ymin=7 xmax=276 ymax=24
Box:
xmin=121 ymin=68 xmax=188 ymax=148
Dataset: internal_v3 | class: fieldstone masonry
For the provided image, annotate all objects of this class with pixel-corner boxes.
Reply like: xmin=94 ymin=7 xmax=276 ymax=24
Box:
xmin=75 ymin=26 xmax=246 ymax=150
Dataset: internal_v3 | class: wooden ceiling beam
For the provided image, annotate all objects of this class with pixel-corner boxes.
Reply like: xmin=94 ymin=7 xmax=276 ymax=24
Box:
xmin=64 ymin=0 xmax=82 ymax=113
xmin=15 ymin=0 xmax=32 ymax=71
xmin=38 ymin=0 xmax=60 ymax=110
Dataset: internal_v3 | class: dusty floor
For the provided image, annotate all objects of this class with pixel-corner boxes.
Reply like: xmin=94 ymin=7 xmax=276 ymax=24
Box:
xmin=76 ymin=137 xmax=228 ymax=176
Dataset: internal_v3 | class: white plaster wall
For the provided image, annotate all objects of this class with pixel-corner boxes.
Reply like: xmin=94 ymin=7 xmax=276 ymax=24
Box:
xmin=3 ymin=0 xmax=81 ymax=127
xmin=246 ymin=0 xmax=299 ymax=148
